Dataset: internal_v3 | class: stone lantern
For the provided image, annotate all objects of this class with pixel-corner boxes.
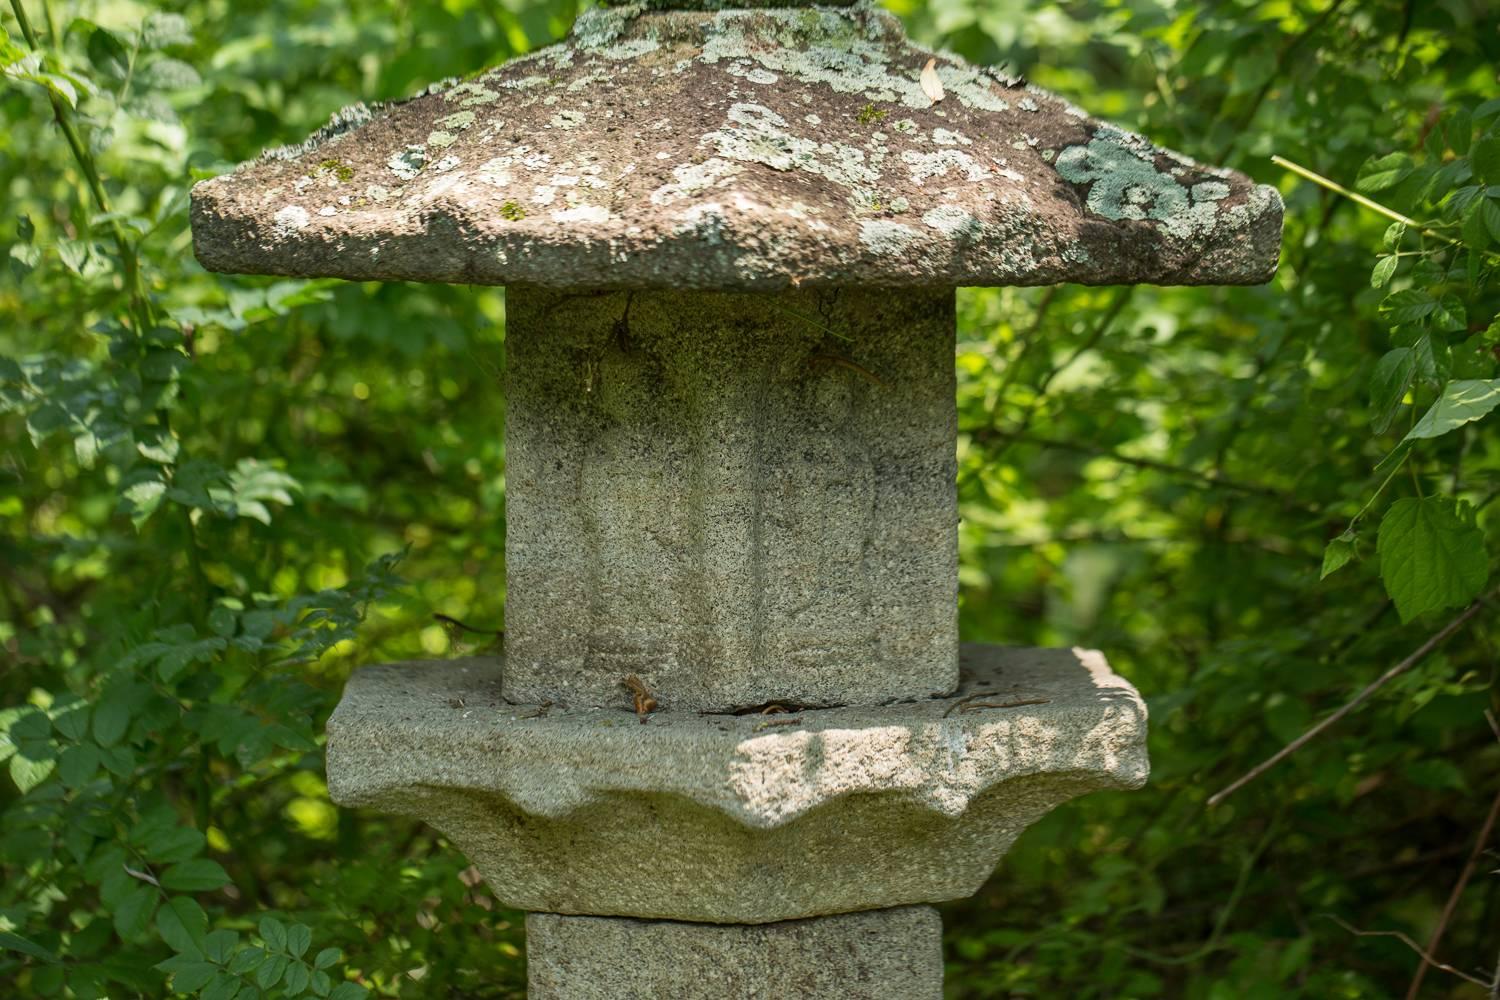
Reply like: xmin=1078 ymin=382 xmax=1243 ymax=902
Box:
xmin=191 ymin=1 xmax=1281 ymax=995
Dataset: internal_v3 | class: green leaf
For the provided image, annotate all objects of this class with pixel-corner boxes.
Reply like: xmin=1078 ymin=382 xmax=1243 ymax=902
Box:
xmin=1472 ymin=136 xmax=1500 ymax=185
xmin=57 ymin=743 xmax=100 ymax=787
xmin=259 ymin=916 xmax=288 ymax=953
xmin=142 ymin=12 xmax=194 ymax=48
xmin=1370 ymin=255 xmax=1397 ymax=288
xmin=10 ymin=752 xmax=55 ymax=793
xmin=171 ymin=961 xmax=220 ymax=993
xmin=1403 ymin=379 xmax=1500 ymax=441
xmin=93 ymin=696 xmax=131 ymax=748
xmin=203 ymin=972 xmax=242 ymax=1000
xmin=313 ymin=947 xmax=342 ymax=970
xmin=1377 ymin=498 xmax=1489 ymax=622
xmin=1383 ymin=221 xmax=1407 ymax=251
xmin=161 ymin=859 xmax=231 ymax=892
xmin=228 ymin=946 xmax=266 ymax=975
xmin=256 ymin=954 xmax=290 ymax=989
xmin=328 ymin=983 xmax=369 ymax=1000
xmin=144 ymin=824 xmax=206 ymax=864
xmin=1486 ymin=195 xmax=1500 ymax=244
xmin=1321 ymin=533 xmax=1356 ymax=579
xmin=1379 ymin=289 xmax=1436 ymax=324
xmin=0 ymin=931 xmax=60 ymax=963
xmin=113 ymin=887 xmax=157 ymax=940
xmin=283 ymin=961 xmax=311 ymax=993
xmin=1356 ymin=152 xmax=1414 ymax=192
xmin=1431 ymin=294 xmax=1467 ymax=333
xmin=156 ymin=897 xmax=209 ymax=957
xmin=287 ymin=923 xmax=311 ymax=959
xmin=1369 ymin=348 xmax=1416 ymax=434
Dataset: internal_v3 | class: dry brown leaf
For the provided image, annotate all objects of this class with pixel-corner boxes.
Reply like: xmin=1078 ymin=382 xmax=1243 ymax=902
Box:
xmin=920 ymin=58 xmax=945 ymax=104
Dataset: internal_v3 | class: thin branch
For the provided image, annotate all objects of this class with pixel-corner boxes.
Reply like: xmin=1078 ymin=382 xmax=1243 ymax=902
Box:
xmin=967 ymin=428 xmax=1314 ymax=511
xmin=1405 ymin=757 xmax=1500 ymax=998
xmin=1208 ymin=591 xmax=1497 ymax=806
xmin=1321 ymin=915 xmax=1491 ymax=989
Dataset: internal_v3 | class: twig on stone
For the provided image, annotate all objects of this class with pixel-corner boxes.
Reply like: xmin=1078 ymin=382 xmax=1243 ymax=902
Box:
xmin=622 ymin=675 xmax=657 ymax=723
xmin=754 ymin=717 xmax=803 ymax=732
xmin=1320 ymin=915 xmax=1491 ymax=989
xmin=808 ymin=352 xmax=884 ymax=386
xmin=1207 ymin=591 xmax=1495 ymax=807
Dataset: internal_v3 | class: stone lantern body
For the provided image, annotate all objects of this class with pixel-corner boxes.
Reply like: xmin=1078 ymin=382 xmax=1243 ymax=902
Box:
xmin=191 ymin=2 xmax=1280 ymax=995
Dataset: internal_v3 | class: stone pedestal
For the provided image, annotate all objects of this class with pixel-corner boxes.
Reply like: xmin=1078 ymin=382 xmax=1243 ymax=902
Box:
xmin=188 ymin=0 xmax=1291 ymax=986
xmin=526 ymin=907 xmax=943 ymax=1000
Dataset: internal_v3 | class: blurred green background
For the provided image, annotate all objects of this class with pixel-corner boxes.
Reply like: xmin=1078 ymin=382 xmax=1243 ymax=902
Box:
xmin=3 ymin=0 xmax=1499 ymax=996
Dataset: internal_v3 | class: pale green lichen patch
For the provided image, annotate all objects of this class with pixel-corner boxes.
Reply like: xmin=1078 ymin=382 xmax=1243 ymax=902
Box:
xmin=550 ymin=110 xmax=586 ymax=129
xmin=1056 ymin=126 xmax=1253 ymax=239
xmin=387 ymin=146 xmax=426 ymax=180
xmin=499 ymin=200 xmax=528 ymax=221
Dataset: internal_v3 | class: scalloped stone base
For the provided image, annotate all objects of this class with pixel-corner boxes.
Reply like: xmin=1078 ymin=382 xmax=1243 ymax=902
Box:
xmin=325 ymin=644 xmax=1147 ymax=924
xmin=527 ymin=907 xmax=942 ymax=1000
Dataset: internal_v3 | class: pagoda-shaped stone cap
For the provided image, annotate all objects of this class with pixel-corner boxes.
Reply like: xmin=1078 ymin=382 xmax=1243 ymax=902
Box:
xmin=190 ymin=2 xmax=1283 ymax=290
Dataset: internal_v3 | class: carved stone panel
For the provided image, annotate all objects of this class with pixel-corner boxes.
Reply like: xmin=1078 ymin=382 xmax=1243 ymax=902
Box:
xmin=502 ymin=287 xmax=957 ymax=711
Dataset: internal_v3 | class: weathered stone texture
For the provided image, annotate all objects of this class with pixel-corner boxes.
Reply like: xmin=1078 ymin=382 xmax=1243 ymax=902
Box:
xmin=526 ymin=906 xmax=943 ymax=1000
xmin=325 ymin=644 xmax=1148 ymax=923
xmin=503 ymin=286 xmax=957 ymax=712
xmin=190 ymin=3 xmax=1282 ymax=289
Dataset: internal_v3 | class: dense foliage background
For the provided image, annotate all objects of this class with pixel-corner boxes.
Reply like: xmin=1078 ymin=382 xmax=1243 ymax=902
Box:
xmin=3 ymin=0 xmax=1499 ymax=996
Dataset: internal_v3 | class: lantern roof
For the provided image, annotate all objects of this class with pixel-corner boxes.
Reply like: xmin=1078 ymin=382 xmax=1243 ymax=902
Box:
xmin=190 ymin=2 xmax=1282 ymax=289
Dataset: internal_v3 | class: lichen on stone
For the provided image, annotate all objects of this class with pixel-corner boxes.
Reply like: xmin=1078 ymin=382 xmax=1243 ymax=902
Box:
xmin=387 ymin=146 xmax=426 ymax=180
xmin=1055 ymin=126 xmax=1249 ymax=239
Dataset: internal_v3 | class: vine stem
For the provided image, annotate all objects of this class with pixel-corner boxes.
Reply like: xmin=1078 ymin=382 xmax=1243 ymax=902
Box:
xmin=8 ymin=0 xmax=155 ymax=329
xmin=1272 ymin=154 xmax=1500 ymax=262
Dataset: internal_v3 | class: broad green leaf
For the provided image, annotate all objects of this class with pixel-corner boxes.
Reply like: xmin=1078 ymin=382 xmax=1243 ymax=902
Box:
xmin=203 ymin=972 xmax=242 ymax=1000
xmin=256 ymin=954 xmax=290 ymax=989
xmin=228 ymin=946 xmax=265 ymax=975
xmin=156 ymin=897 xmax=208 ymax=957
xmin=287 ymin=923 xmax=311 ymax=958
xmin=1369 ymin=348 xmax=1416 ymax=433
xmin=10 ymin=752 xmax=55 ymax=792
xmin=1321 ymin=533 xmax=1355 ymax=579
xmin=1379 ymin=289 xmax=1436 ymax=324
xmin=171 ymin=961 xmax=219 ymax=993
xmin=93 ymin=696 xmax=131 ymax=747
xmin=143 ymin=824 xmax=206 ymax=864
xmin=0 ymin=931 xmax=59 ymax=963
xmin=283 ymin=961 xmax=311 ymax=993
xmin=313 ymin=947 xmax=342 ymax=970
xmin=329 ymin=983 xmax=369 ymax=1000
xmin=1377 ymin=498 xmax=1489 ymax=622
xmin=1356 ymin=152 xmax=1414 ymax=192
xmin=57 ymin=744 xmax=100 ymax=788
xmin=112 ymin=887 xmax=157 ymax=940
xmin=1473 ymin=136 xmax=1500 ymax=185
xmin=1403 ymin=379 xmax=1500 ymax=441
xmin=260 ymin=916 xmax=288 ymax=953
xmin=161 ymin=859 xmax=231 ymax=892
xmin=1370 ymin=255 xmax=1397 ymax=288
xmin=1383 ymin=221 xmax=1406 ymax=250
